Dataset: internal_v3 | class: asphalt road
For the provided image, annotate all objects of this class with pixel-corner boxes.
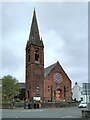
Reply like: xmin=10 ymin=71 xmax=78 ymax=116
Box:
xmin=2 ymin=106 xmax=87 ymax=118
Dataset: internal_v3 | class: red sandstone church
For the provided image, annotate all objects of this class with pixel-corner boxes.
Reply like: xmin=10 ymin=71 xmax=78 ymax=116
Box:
xmin=25 ymin=9 xmax=72 ymax=102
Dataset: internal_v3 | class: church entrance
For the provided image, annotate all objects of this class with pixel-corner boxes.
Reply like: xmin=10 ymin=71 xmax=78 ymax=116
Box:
xmin=54 ymin=88 xmax=62 ymax=101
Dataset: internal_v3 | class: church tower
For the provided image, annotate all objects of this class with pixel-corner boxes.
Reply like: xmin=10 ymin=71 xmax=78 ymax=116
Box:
xmin=25 ymin=9 xmax=44 ymax=102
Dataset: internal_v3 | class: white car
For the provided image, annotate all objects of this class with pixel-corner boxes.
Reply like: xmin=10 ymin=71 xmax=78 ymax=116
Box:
xmin=78 ymin=102 xmax=87 ymax=108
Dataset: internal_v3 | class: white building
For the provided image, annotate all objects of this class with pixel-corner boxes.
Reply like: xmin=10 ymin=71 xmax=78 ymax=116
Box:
xmin=72 ymin=82 xmax=89 ymax=102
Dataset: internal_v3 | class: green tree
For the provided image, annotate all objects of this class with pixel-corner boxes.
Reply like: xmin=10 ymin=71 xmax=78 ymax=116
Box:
xmin=2 ymin=75 xmax=20 ymax=101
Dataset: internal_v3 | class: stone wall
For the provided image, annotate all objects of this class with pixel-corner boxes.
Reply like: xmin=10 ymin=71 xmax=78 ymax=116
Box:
xmin=41 ymin=102 xmax=79 ymax=108
xmin=2 ymin=101 xmax=79 ymax=109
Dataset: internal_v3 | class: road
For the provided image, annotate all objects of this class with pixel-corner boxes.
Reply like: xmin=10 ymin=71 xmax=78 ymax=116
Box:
xmin=1 ymin=106 xmax=87 ymax=118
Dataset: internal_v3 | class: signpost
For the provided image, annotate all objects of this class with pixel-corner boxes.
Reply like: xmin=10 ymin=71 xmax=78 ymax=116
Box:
xmin=82 ymin=83 xmax=90 ymax=95
xmin=82 ymin=83 xmax=90 ymax=104
xmin=82 ymin=83 xmax=90 ymax=118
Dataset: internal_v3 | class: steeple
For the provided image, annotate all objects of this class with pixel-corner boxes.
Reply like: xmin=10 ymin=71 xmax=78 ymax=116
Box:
xmin=25 ymin=10 xmax=44 ymax=102
xmin=29 ymin=9 xmax=40 ymax=40
xmin=26 ymin=9 xmax=43 ymax=48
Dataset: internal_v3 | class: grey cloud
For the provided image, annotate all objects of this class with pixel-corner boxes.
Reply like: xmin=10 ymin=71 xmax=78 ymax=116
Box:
xmin=2 ymin=45 xmax=23 ymax=72
xmin=2 ymin=2 xmax=88 ymax=87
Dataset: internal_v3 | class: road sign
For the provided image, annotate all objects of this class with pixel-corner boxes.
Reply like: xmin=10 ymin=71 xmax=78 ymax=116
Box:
xmin=82 ymin=83 xmax=90 ymax=95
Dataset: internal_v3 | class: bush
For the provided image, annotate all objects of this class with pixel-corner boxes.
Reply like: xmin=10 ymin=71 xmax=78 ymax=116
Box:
xmin=2 ymin=99 xmax=11 ymax=104
xmin=14 ymin=98 xmax=20 ymax=102
xmin=15 ymin=101 xmax=24 ymax=107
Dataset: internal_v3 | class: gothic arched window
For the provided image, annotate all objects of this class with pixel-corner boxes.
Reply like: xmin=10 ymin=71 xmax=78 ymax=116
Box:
xmin=35 ymin=48 xmax=39 ymax=63
xmin=28 ymin=49 xmax=30 ymax=62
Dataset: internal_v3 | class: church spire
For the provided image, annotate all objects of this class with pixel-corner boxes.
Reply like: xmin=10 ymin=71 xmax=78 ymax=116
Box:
xmin=29 ymin=9 xmax=40 ymax=40
xmin=26 ymin=9 xmax=44 ymax=48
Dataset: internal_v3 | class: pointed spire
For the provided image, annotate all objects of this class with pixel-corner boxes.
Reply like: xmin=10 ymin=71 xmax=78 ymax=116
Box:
xmin=26 ymin=9 xmax=44 ymax=48
xmin=29 ymin=9 xmax=40 ymax=40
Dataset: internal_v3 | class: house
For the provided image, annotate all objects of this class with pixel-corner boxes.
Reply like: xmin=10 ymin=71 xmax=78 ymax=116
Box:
xmin=72 ymin=82 xmax=89 ymax=103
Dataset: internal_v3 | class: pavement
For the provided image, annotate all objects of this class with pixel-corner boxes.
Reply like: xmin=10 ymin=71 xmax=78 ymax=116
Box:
xmin=1 ymin=106 xmax=87 ymax=118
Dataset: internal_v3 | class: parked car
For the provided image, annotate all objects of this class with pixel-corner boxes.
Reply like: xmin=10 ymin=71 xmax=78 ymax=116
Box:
xmin=78 ymin=102 xmax=87 ymax=108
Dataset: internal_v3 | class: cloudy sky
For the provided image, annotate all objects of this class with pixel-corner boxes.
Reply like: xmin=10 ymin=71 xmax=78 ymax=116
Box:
xmin=1 ymin=2 xmax=88 ymax=87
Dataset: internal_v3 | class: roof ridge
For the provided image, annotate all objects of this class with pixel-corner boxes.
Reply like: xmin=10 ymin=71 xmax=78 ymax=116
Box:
xmin=45 ymin=62 xmax=57 ymax=69
xmin=44 ymin=61 xmax=71 ymax=82
xmin=44 ymin=62 xmax=57 ymax=77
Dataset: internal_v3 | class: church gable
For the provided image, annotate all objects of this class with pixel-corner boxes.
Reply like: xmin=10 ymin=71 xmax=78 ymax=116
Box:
xmin=44 ymin=61 xmax=71 ymax=83
xmin=44 ymin=61 xmax=71 ymax=102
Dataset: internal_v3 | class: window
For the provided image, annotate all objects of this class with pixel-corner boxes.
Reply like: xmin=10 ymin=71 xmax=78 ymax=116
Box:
xmin=81 ymin=97 xmax=83 ymax=101
xmin=35 ymin=48 xmax=39 ymax=63
xmin=28 ymin=55 xmax=30 ymax=62
xmin=35 ymin=50 xmax=39 ymax=61
xmin=35 ymin=53 xmax=39 ymax=61
xmin=48 ymin=86 xmax=50 ymax=93
xmin=28 ymin=49 xmax=30 ymax=62
xmin=64 ymin=86 xmax=66 ymax=98
xmin=36 ymin=86 xmax=39 ymax=92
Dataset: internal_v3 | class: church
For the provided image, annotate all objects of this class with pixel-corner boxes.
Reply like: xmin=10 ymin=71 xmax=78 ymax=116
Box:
xmin=25 ymin=9 xmax=72 ymax=102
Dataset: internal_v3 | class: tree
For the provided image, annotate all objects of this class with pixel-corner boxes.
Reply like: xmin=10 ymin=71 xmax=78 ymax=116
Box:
xmin=2 ymin=75 xmax=20 ymax=101
xmin=18 ymin=89 xmax=25 ymax=100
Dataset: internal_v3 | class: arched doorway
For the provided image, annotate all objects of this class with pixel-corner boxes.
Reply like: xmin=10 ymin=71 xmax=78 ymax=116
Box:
xmin=54 ymin=88 xmax=62 ymax=101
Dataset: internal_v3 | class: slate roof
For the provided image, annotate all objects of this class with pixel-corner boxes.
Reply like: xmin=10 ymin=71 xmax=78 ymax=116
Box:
xmin=44 ymin=61 xmax=71 ymax=82
xmin=72 ymin=83 xmax=82 ymax=90
xmin=26 ymin=38 xmax=43 ymax=48
xmin=44 ymin=62 xmax=57 ymax=77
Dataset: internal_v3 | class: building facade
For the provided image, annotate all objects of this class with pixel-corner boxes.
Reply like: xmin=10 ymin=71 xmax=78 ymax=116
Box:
xmin=72 ymin=82 xmax=83 ymax=101
xmin=44 ymin=61 xmax=71 ymax=102
xmin=72 ymin=82 xmax=89 ymax=102
xmin=25 ymin=9 xmax=44 ymax=102
xmin=25 ymin=9 xmax=72 ymax=102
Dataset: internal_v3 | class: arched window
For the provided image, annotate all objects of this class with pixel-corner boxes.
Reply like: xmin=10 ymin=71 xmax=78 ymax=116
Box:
xmin=35 ymin=48 xmax=39 ymax=63
xmin=28 ymin=55 xmax=30 ymax=62
xmin=28 ymin=49 xmax=30 ymax=62
xmin=48 ymin=86 xmax=50 ymax=93
xmin=36 ymin=85 xmax=39 ymax=92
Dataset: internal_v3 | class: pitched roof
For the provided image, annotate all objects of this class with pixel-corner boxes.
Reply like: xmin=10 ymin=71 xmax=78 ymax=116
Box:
xmin=44 ymin=61 xmax=71 ymax=82
xmin=72 ymin=83 xmax=82 ymax=90
xmin=44 ymin=62 xmax=57 ymax=77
